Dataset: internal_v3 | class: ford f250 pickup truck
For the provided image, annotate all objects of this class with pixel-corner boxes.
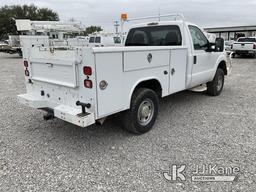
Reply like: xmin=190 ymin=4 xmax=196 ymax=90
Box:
xmin=18 ymin=15 xmax=231 ymax=134
xmin=232 ymin=37 xmax=256 ymax=58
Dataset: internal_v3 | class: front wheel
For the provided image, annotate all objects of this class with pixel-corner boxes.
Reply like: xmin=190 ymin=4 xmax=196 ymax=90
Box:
xmin=121 ymin=88 xmax=159 ymax=134
xmin=206 ymin=68 xmax=225 ymax=96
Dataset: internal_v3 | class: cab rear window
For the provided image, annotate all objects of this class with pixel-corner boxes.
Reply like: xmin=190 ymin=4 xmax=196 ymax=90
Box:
xmin=125 ymin=25 xmax=182 ymax=46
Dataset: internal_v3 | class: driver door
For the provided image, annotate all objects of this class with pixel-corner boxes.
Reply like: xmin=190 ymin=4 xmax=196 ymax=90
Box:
xmin=189 ymin=25 xmax=215 ymax=86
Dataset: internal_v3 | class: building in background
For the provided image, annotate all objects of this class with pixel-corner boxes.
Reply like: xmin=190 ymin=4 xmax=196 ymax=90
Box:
xmin=204 ymin=25 xmax=256 ymax=41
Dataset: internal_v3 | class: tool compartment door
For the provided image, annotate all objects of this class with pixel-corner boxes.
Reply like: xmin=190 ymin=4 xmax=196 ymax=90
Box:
xmin=169 ymin=48 xmax=188 ymax=94
xmin=123 ymin=50 xmax=170 ymax=72
xmin=95 ymin=52 xmax=125 ymax=118
xmin=29 ymin=49 xmax=79 ymax=88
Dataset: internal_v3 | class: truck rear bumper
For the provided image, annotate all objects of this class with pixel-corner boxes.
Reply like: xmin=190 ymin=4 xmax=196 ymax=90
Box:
xmin=234 ymin=50 xmax=256 ymax=55
xmin=17 ymin=94 xmax=95 ymax=128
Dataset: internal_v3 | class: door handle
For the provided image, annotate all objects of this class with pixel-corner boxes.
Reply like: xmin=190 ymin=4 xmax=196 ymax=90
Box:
xmin=171 ymin=68 xmax=175 ymax=75
xmin=46 ymin=63 xmax=53 ymax=67
xmin=147 ymin=53 xmax=152 ymax=63
xmin=193 ymin=56 xmax=197 ymax=64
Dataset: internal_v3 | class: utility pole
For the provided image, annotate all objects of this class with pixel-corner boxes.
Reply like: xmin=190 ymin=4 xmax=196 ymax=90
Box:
xmin=158 ymin=7 xmax=161 ymax=21
xmin=114 ymin=21 xmax=120 ymax=34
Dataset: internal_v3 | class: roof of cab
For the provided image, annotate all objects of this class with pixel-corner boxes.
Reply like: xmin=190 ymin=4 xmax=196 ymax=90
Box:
xmin=130 ymin=20 xmax=197 ymax=28
xmin=126 ymin=20 xmax=201 ymax=33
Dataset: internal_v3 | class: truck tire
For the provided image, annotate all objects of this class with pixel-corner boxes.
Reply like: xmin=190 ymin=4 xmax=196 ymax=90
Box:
xmin=206 ymin=68 xmax=225 ymax=96
xmin=122 ymin=88 xmax=159 ymax=134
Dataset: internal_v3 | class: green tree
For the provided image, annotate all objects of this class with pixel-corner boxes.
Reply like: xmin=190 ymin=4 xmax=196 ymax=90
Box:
xmin=0 ymin=4 xmax=59 ymax=39
xmin=83 ymin=26 xmax=103 ymax=36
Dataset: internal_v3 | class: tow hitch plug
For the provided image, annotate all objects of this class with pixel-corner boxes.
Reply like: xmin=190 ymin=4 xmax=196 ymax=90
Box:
xmin=76 ymin=101 xmax=91 ymax=114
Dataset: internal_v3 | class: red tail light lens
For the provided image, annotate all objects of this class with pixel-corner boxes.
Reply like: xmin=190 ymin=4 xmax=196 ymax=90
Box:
xmin=25 ymin=69 xmax=29 ymax=76
xmin=83 ymin=66 xmax=92 ymax=76
xmin=84 ymin=80 xmax=92 ymax=88
xmin=253 ymin=43 xmax=256 ymax=49
xmin=24 ymin=60 xmax=28 ymax=67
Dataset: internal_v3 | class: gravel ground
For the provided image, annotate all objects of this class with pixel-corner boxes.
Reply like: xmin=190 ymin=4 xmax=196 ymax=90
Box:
xmin=0 ymin=52 xmax=256 ymax=192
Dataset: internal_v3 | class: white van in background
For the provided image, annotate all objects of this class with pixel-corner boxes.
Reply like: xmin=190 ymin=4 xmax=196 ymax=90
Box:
xmin=88 ymin=33 xmax=122 ymax=47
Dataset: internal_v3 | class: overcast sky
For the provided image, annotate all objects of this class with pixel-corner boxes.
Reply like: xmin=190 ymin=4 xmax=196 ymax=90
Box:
xmin=1 ymin=0 xmax=255 ymax=31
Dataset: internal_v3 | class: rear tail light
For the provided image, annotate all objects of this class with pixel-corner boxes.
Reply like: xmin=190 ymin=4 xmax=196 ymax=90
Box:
xmin=25 ymin=69 xmax=29 ymax=76
xmin=84 ymin=80 xmax=92 ymax=88
xmin=253 ymin=43 xmax=256 ymax=49
xmin=231 ymin=45 xmax=233 ymax=50
xmin=24 ymin=60 xmax=28 ymax=67
xmin=83 ymin=66 xmax=92 ymax=76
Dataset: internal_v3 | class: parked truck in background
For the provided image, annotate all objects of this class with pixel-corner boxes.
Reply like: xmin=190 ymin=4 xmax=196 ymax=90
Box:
xmin=18 ymin=15 xmax=231 ymax=134
xmin=232 ymin=37 xmax=256 ymax=58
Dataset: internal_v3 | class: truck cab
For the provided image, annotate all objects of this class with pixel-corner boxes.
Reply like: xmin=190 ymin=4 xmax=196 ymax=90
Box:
xmin=124 ymin=21 xmax=228 ymax=88
xmin=18 ymin=16 xmax=230 ymax=134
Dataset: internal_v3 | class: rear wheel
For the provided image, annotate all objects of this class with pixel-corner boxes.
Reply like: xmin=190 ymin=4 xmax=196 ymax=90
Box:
xmin=121 ymin=88 xmax=159 ymax=134
xmin=206 ymin=68 xmax=225 ymax=96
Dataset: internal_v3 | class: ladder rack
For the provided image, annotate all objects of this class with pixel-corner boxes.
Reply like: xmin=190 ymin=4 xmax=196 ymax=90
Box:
xmin=119 ymin=13 xmax=185 ymax=36
xmin=124 ymin=13 xmax=185 ymax=23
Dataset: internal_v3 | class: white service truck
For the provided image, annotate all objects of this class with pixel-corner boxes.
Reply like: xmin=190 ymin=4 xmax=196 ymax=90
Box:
xmin=232 ymin=37 xmax=256 ymax=58
xmin=18 ymin=17 xmax=231 ymax=134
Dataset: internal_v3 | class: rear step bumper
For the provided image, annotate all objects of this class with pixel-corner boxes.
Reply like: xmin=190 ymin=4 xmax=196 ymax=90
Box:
xmin=17 ymin=94 xmax=95 ymax=127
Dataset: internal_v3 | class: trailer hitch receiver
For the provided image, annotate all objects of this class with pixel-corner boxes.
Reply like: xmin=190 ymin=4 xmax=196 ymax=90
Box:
xmin=43 ymin=112 xmax=54 ymax=121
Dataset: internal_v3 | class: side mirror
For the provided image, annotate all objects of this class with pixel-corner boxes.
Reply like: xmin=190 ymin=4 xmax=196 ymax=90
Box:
xmin=215 ymin=38 xmax=224 ymax=52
